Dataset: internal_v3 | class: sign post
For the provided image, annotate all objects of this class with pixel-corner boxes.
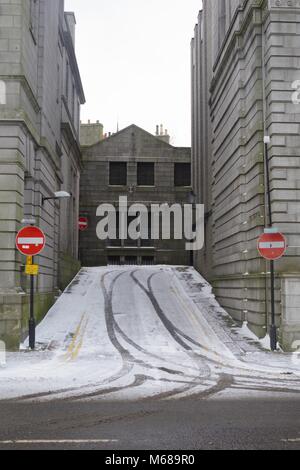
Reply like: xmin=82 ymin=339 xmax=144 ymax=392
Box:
xmin=16 ymin=226 xmax=46 ymax=350
xmin=258 ymin=229 xmax=287 ymax=351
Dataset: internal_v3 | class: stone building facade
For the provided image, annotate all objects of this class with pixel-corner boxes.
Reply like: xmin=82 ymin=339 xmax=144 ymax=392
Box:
xmin=80 ymin=124 xmax=192 ymax=267
xmin=191 ymin=0 xmax=300 ymax=350
xmin=0 ymin=0 xmax=85 ymax=349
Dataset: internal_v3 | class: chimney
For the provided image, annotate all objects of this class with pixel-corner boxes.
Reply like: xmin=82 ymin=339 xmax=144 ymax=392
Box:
xmin=80 ymin=121 xmax=104 ymax=146
xmin=155 ymin=125 xmax=170 ymax=144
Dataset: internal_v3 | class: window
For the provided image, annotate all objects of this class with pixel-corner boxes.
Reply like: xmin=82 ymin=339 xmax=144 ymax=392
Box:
xmin=137 ymin=162 xmax=155 ymax=186
xmin=30 ymin=0 xmax=39 ymax=41
xmin=109 ymin=162 xmax=127 ymax=186
xmin=107 ymin=256 xmax=121 ymax=266
xmin=125 ymin=256 xmax=138 ymax=266
xmin=174 ymin=163 xmax=191 ymax=187
xmin=142 ymin=256 xmax=155 ymax=266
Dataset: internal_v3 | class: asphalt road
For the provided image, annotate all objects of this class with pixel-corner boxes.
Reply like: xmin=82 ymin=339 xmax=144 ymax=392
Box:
xmin=0 ymin=267 xmax=299 ymax=451
xmin=0 ymin=397 xmax=299 ymax=450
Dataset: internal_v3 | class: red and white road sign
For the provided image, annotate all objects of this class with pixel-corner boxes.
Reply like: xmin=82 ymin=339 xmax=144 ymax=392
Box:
xmin=78 ymin=217 xmax=88 ymax=232
xmin=258 ymin=231 xmax=287 ymax=261
xmin=16 ymin=226 xmax=46 ymax=256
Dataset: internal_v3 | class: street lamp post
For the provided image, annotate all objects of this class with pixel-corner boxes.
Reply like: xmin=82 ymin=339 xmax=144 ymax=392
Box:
xmin=264 ymin=136 xmax=277 ymax=351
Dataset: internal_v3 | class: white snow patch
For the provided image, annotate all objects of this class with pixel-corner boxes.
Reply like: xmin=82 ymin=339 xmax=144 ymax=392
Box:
xmin=237 ymin=322 xmax=271 ymax=351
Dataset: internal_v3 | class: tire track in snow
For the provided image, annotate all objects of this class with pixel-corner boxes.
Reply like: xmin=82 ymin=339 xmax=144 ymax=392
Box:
xmin=91 ymin=269 xmax=211 ymax=401
xmin=103 ymin=270 xmax=201 ymax=375
xmin=10 ymin=269 xmax=205 ymax=403
xmin=129 ymin=270 xmax=220 ymax=400
xmin=131 ymin=271 xmax=211 ymax=374
xmin=95 ymin=270 xmax=191 ymax=399
xmin=144 ymin=270 xmax=300 ymax=397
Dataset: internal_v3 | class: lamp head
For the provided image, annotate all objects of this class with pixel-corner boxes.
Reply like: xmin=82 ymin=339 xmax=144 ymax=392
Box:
xmin=54 ymin=191 xmax=71 ymax=199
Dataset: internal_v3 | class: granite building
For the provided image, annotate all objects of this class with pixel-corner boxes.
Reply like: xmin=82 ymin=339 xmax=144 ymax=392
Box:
xmin=80 ymin=124 xmax=192 ymax=267
xmin=191 ymin=0 xmax=300 ymax=350
xmin=0 ymin=0 xmax=85 ymax=349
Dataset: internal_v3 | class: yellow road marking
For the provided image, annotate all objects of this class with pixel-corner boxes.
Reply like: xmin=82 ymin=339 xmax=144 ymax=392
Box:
xmin=64 ymin=313 xmax=87 ymax=362
xmin=70 ymin=318 xmax=89 ymax=361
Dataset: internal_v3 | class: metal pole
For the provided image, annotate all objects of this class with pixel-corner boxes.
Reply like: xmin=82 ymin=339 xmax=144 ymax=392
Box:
xmin=265 ymin=142 xmax=277 ymax=351
xmin=29 ymin=256 xmax=35 ymax=350
xmin=270 ymin=260 xmax=277 ymax=351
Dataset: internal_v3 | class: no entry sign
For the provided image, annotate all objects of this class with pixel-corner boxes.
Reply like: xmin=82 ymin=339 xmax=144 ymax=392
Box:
xmin=16 ymin=226 xmax=46 ymax=256
xmin=79 ymin=217 xmax=88 ymax=232
xmin=258 ymin=231 xmax=287 ymax=261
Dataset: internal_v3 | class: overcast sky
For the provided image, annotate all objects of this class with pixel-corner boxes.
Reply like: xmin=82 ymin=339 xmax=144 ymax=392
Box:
xmin=65 ymin=0 xmax=202 ymax=146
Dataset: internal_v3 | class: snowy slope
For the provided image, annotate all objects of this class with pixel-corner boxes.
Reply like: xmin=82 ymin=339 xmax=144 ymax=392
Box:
xmin=0 ymin=266 xmax=299 ymax=401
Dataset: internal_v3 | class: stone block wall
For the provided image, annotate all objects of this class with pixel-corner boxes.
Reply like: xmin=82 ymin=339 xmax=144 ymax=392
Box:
xmin=191 ymin=0 xmax=300 ymax=350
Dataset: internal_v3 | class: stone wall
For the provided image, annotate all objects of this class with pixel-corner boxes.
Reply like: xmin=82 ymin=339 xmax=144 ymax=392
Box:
xmin=0 ymin=0 xmax=85 ymax=349
xmin=80 ymin=124 xmax=192 ymax=267
xmin=191 ymin=0 xmax=300 ymax=351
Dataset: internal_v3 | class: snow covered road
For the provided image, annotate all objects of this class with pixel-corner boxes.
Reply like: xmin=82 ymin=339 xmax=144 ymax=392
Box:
xmin=0 ymin=266 xmax=299 ymax=402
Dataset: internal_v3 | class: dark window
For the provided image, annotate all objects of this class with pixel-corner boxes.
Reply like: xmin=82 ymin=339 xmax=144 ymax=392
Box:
xmin=109 ymin=162 xmax=127 ymax=186
xmin=125 ymin=256 xmax=138 ymax=266
xmin=137 ymin=162 xmax=155 ymax=186
xmin=174 ymin=163 xmax=191 ymax=187
xmin=142 ymin=256 xmax=155 ymax=266
xmin=107 ymin=256 xmax=121 ymax=266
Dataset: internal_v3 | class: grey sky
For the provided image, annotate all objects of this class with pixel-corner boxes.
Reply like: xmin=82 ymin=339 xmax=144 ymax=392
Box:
xmin=65 ymin=0 xmax=202 ymax=146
